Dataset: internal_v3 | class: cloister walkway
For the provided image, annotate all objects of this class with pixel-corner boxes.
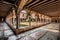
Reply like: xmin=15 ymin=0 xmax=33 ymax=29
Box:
xmin=0 ymin=22 xmax=59 ymax=40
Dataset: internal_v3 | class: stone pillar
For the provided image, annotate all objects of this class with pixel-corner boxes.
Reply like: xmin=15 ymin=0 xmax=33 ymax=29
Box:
xmin=40 ymin=15 xmax=42 ymax=22
xmin=43 ymin=16 xmax=44 ymax=23
xmin=12 ymin=8 xmax=16 ymax=26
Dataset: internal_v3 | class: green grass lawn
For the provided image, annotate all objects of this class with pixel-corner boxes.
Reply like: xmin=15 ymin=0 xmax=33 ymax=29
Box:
xmin=19 ymin=24 xmax=28 ymax=26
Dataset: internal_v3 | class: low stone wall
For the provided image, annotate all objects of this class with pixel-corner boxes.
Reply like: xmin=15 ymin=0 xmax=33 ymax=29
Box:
xmin=6 ymin=22 xmax=51 ymax=35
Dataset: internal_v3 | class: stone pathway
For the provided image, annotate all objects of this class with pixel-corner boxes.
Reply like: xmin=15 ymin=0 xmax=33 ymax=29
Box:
xmin=39 ymin=32 xmax=57 ymax=40
xmin=0 ymin=23 xmax=4 ymax=40
xmin=0 ymin=23 xmax=59 ymax=40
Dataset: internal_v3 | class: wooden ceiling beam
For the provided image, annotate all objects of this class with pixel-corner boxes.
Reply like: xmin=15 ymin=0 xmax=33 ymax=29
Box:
xmin=25 ymin=0 xmax=36 ymax=7
xmin=27 ymin=0 xmax=44 ymax=8
xmin=29 ymin=0 xmax=48 ymax=8
xmin=26 ymin=0 xmax=40 ymax=7
xmin=26 ymin=0 xmax=32 ymax=4
xmin=0 ymin=1 xmax=16 ymax=7
xmin=31 ymin=4 xmax=59 ymax=12
xmin=30 ymin=0 xmax=59 ymax=9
